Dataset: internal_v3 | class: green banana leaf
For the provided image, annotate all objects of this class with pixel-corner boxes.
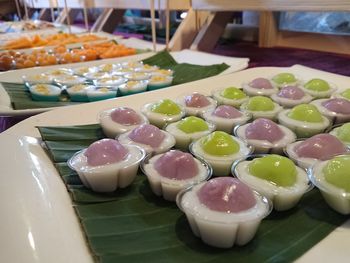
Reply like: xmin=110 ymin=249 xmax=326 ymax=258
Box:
xmin=2 ymin=51 xmax=229 ymax=110
xmin=37 ymin=124 xmax=347 ymax=263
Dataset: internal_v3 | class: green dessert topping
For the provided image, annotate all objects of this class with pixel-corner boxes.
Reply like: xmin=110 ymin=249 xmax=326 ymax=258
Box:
xmin=336 ymin=123 xmax=350 ymax=143
xmin=177 ymin=116 xmax=209 ymax=134
xmin=272 ymin=73 xmax=297 ymax=85
xmin=249 ymin=155 xmax=297 ymax=187
xmin=288 ymin=104 xmax=323 ymax=123
xmin=151 ymin=99 xmax=181 ymax=116
xmin=323 ymin=155 xmax=350 ymax=192
xmin=201 ymin=131 xmax=239 ymax=156
xmin=341 ymin=89 xmax=350 ymax=100
xmin=304 ymin=78 xmax=330 ymax=92
xmin=221 ymin=87 xmax=247 ymax=100
xmin=246 ymin=96 xmax=275 ymax=111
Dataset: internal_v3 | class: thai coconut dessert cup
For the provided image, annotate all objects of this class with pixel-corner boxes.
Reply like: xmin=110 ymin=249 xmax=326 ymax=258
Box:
xmin=165 ymin=116 xmax=216 ymax=151
xmin=66 ymin=84 xmax=95 ymax=102
xmin=23 ymin=74 xmax=53 ymax=85
xmin=278 ymin=104 xmax=330 ymax=138
xmin=190 ymin=131 xmax=252 ymax=176
xmin=211 ymin=86 xmax=249 ymax=108
xmin=86 ymin=87 xmax=117 ymax=101
xmin=147 ymin=75 xmax=173 ymax=91
xmin=311 ymin=98 xmax=350 ymax=125
xmin=271 ymin=72 xmax=299 ymax=87
xmin=99 ymin=107 xmax=149 ymax=138
xmin=177 ymin=92 xmax=217 ymax=117
xmin=54 ymin=75 xmax=86 ymax=88
xmin=284 ymin=134 xmax=349 ymax=169
xmin=240 ymin=96 xmax=283 ymax=121
xmin=329 ymin=122 xmax=350 ymax=147
xmin=308 ymin=155 xmax=350 ymax=214
xmin=118 ymin=124 xmax=176 ymax=155
xmin=271 ymin=85 xmax=313 ymax=108
xmin=176 ymin=177 xmax=271 ymax=248
xmin=141 ymin=99 xmax=186 ymax=128
xmin=68 ymin=139 xmax=145 ymax=192
xmin=234 ymin=118 xmax=296 ymax=154
xmin=242 ymin=77 xmax=278 ymax=96
xmin=232 ymin=154 xmax=312 ymax=211
xmin=300 ymin=78 xmax=337 ymax=99
xmin=118 ymin=80 xmax=148 ymax=96
xmin=29 ymin=84 xmax=61 ymax=101
xmin=141 ymin=150 xmax=212 ymax=201
xmin=202 ymin=105 xmax=252 ymax=134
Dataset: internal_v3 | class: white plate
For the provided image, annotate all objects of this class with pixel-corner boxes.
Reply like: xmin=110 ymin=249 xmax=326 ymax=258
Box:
xmin=0 ymin=48 xmax=249 ymax=116
xmin=3 ymin=65 xmax=349 ymax=263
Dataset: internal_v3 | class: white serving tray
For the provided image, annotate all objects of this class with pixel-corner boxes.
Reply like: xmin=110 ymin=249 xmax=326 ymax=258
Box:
xmin=0 ymin=48 xmax=249 ymax=116
xmin=1 ymin=65 xmax=349 ymax=263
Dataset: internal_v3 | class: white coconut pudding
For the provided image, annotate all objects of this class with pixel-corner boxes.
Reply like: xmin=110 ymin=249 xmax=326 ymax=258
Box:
xmin=54 ymin=75 xmax=86 ymax=87
xmin=176 ymin=177 xmax=271 ymax=248
xmin=271 ymin=85 xmax=313 ymax=108
xmin=124 ymin=72 xmax=151 ymax=81
xmin=190 ymin=131 xmax=252 ymax=176
xmin=235 ymin=118 xmax=296 ymax=154
xmin=45 ymin=68 xmax=73 ymax=77
xmin=142 ymin=150 xmax=212 ymax=201
xmin=242 ymin=77 xmax=278 ymax=96
xmin=141 ymin=99 xmax=186 ymax=128
xmin=99 ymin=107 xmax=149 ymax=138
xmin=66 ymin=84 xmax=95 ymax=102
xmin=93 ymin=75 xmax=126 ymax=88
xmin=135 ymin=63 xmax=159 ymax=73
xmin=311 ymin=98 xmax=350 ymax=124
xmin=73 ymin=66 xmax=97 ymax=76
xmin=233 ymin=154 xmax=311 ymax=211
xmin=86 ymin=87 xmax=117 ymax=101
xmin=29 ymin=84 xmax=61 ymax=101
xmin=240 ymin=96 xmax=283 ymax=121
xmin=278 ymin=104 xmax=330 ymax=138
xmin=165 ymin=116 xmax=216 ymax=150
xmin=285 ymin=133 xmax=349 ymax=169
xmin=23 ymin=73 xmax=53 ymax=85
xmin=212 ymin=86 xmax=249 ymax=107
xmin=301 ymin=78 xmax=336 ymax=98
xmin=118 ymin=123 xmax=176 ymax=155
xmin=309 ymin=155 xmax=350 ymax=214
xmin=118 ymin=80 xmax=149 ymax=96
xmin=177 ymin=92 xmax=217 ymax=117
xmin=96 ymin=63 xmax=119 ymax=73
xmin=68 ymin=138 xmax=145 ymax=192
xmin=203 ymin=105 xmax=251 ymax=133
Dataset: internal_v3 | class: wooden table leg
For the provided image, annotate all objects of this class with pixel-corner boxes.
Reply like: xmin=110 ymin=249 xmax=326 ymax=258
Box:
xmin=169 ymin=8 xmax=210 ymax=51
xmin=190 ymin=11 xmax=235 ymax=52
xmin=90 ymin=8 xmax=125 ymax=33
xmin=259 ymin=11 xmax=278 ymax=47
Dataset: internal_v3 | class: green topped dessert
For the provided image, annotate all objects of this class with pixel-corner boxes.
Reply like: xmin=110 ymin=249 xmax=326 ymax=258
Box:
xmin=278 ymin=103 xmax=329 ymax=138
xmin=201 ymin=131 xmax=239 ymax=156
xmin=340 ymin=89 xmax=350 ymax=100
xmin=234 ymin=154 xmax=310 ymax=211
xmin=248 ymin=155 xmax=297 ymax=187
xmin=221 ymin=87 xmax=247 ymax=100
xmin=304 ymin=78 xmax=330 ymax=92
xmin=190 ymin=131 xmax=251 ymax=176
xmin=272 ymin=73 xmax=297 ymax=86
xmin=246 ymin=96 xmax=275 ymax=111
xmin=151 ymin=99 xmax=182 ymax=116
xmin=335 ymin=123 xmax=350 ymax=143
xmin=177 ymin=116 xmax=209 ymax=134
xmin=323 ymin=155 xmax=350 ymax=192
xmin=287 ymin=104 xmax=323 ymax=123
